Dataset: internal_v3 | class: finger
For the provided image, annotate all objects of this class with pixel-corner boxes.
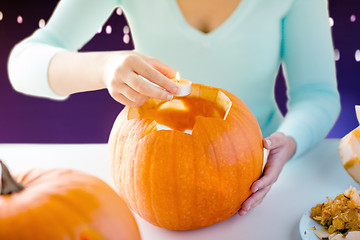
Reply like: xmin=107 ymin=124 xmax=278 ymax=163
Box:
xmin=110 ymin=91 xmax=138 ymax=107
xmin=134 ymin=52 xmax=177 ymax=79
xmin=247 ymin=185 xmax=272 ymax=210
xmin=133 ymin=58 xmax=178 ymax=94
xmin=125 ymin=73 xmax=174 ymax=101
xmin=238 ymin=209 xmax=247 ymax=216
xmin=121 ymin=83 xmax=150 ymax=105
xmin=251 ymin=159 xmax=282 ymax=192
xmin=263 ymin=132 xmax=286 ymax=150
xmin=250 ymin=186 xmax=271 ymax=210
xmin=148 ymin=57 xmax=177 ymax=79
xmin=238 ymin=185 xmax=271 ymax=215
xmin=242 ymin=186 xmax=271 ymax=211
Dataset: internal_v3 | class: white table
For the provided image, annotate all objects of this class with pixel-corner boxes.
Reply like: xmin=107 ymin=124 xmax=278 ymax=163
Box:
xmin=0 ymin=139 xmax=357 ymax=240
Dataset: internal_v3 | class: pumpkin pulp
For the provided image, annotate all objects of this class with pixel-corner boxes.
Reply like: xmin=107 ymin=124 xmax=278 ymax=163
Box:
xmin=140 ymin=97 xmax=226 ymax=132
xmin=128 ymin=87 xmax=232 ymax=133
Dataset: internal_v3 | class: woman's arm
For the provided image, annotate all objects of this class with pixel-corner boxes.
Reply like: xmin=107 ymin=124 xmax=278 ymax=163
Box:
xmin=48 ymin=50 xmax=178 ymax=106
xmin=8 ymin=0 xmax=178 ymax=105
xmin=239 ymin=0 xmax=340 ymax=215
xmin=277 ymin=0 xmax=340 ymax=157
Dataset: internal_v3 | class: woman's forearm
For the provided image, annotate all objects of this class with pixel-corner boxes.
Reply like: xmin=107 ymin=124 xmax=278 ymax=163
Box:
xmin=48 ymin=51 xmax=108 ymax=96
xmin=48 ymin=50 xmax=179 ymax=106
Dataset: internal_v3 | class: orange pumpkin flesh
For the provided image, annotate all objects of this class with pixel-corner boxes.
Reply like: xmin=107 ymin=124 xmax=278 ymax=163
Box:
xmin=109 ymin=83 xmax=263 ymax=230
xmin=0 ymin=162 xmax=141 ymax=240
xmin=138 ymin=97 xmax=226 ymax=132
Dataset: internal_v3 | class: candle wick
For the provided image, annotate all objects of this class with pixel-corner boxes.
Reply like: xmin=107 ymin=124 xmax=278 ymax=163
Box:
xmin=175 ymin=72 xmax=181 ymax=83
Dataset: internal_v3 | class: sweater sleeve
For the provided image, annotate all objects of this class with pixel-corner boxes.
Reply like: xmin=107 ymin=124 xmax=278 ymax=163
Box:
xmin=277 ymin=0 xmax=340 ymax=158
xmin=8 ymin=0 xmax=119 ymax=100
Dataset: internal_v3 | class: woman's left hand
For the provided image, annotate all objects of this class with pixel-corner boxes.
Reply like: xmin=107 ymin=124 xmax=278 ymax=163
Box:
xmin=238 ymin=132 xmax=297 ymax=216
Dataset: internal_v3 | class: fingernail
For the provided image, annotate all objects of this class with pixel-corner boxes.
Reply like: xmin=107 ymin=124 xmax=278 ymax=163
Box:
xmin=265 ymin=139 xmax=271 ymax=147
xmin=166 ymin=94 xmax=173 ymax=101
xmin=252 ymin=187 xmax=258 ymax=193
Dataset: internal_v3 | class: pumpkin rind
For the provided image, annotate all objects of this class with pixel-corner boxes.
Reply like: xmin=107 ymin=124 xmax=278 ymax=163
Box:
xmin=0 ymin=167 xmax=141 ymax=240
xmin=109 ymin=83 xmax=263 ymax=230
xmin=339 ymin=105 xmax=360 ymax=185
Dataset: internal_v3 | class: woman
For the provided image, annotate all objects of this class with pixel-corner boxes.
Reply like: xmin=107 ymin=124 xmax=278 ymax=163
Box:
xmin=8 ymin=0 xmax=340 ymax=216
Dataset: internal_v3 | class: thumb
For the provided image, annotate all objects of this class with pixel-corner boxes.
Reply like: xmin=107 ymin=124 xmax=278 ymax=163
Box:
xmin=263 ymin=132 xmax=286 ymax=150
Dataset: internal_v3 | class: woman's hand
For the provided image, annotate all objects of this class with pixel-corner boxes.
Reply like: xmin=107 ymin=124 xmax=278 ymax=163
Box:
xmin=238 ymin=132 xmax=297 ymax=216
xmin=48 ymin=50 xmax=178 ymax=105
xmin=103 ymin=51 xmax=179 ymax=106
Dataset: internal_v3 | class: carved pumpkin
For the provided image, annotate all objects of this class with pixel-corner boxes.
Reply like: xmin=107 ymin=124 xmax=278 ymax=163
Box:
xmin=0 ymin=161 xmax=141 ymax=240
xmin=109 ymin=83 xmax=264 ymax=230
xmin=339 ymin=105 xmax=360 ymax=185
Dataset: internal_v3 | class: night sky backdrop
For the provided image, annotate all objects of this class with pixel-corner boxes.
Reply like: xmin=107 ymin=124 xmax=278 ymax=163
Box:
xmin=0 ymin=0 xmax=359 ymax=143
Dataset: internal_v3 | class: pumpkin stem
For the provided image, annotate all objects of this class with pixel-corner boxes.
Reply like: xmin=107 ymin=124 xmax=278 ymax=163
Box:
xmin=0 ymin=160 xmax=23 ymax=195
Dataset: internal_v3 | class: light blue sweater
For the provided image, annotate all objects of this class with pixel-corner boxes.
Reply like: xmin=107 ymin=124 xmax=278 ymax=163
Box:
xmin=8 ymin=0 xmax=340 ymax=158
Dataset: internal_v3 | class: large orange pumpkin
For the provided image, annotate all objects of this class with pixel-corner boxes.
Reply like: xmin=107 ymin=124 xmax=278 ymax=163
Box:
xmin=109 ymin=83 xmax=263 ymax=230
xmin=0 ymin=161 xmax=141 ymax=240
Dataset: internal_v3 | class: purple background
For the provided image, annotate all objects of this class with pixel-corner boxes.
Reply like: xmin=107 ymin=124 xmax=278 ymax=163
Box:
xmin=0 ymin=0 xmax=359 ymax=143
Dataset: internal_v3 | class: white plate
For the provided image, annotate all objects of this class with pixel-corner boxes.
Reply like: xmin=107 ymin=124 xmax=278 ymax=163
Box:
xmin=299 ymin=210 xmax=323 ymax=240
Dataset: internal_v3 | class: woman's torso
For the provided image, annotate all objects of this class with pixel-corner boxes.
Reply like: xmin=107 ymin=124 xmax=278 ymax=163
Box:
xmin=176 ymin=0 xmax=242 ymax=34
xmin=120 ymin=0 xmax=295 ymax=136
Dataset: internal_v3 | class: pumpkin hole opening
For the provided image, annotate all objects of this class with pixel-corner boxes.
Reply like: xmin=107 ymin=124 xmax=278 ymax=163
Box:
xmin=127 ymin=87 xmax=232 ymax=134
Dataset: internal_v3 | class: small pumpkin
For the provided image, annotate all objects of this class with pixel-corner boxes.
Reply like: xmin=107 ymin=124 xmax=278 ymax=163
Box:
xmin=339 ymin=105 xmax=360 ymax=185
xmin=109 ymin=83 xmax=263 ymax=230
xmin=0 ymin=161 xmax=141 ymax=240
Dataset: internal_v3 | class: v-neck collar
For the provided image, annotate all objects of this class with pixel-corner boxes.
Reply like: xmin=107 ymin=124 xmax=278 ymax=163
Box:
xmin=169 ymin=0 xmax=250 ymax=41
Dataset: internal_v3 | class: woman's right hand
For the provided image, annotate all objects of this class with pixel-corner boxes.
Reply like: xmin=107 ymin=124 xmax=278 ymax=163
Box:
xmin=103 ymin=51 xmax=179 ymax=107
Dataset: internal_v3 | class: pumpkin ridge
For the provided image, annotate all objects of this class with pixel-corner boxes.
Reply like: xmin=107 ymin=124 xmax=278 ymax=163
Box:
xmin=232 ymin=110 xmax=263 ymax=189
xmin=223 ymin=128 xmax=242 ymax=211
xmin=191 ymin=115 xmax=241 ymax=226
xmin=191 ymin=136 xmax=197 ymax=229
xmin=113 ymin=135 xmax=124 ymax=200
xmin=235 ymin=117 xmax=257 ymax=202
xmin=128 ymin=121 xmax=142 ymax=214
xmin=220 ymin=101 xmax=262 ymax=211
xmin=15 ymin=168 xmax=48 ymax=189
xmin=111 ymin=114 xmax=129 ymax=193
xmin=16 ymin=208 xmax=50 ymax=239
xmin=232 ymin=114 xmax=255 ymax=178
xmin=136 ymin=136 xmax=151 ymax=221
xmin=4 ymin=182 xmax=100 ymax=239
xmin=171 ymin=133 xmax=181 ymax=228
xmin=131 ymin=119 xmax=153 ymax=213
xmin=212 ymin=119 xmax=246 ymax=220
xmin=148 ymin=136 xmax=161 ymax=227
xmin=35 ymin=191 xmax=90 ymax=238
xmin=131 ymin=133 xmax=141 ymax=216
xmin=110 ymin=135 xmax=120 ymax=186
xmin=200 ymin=121 xmax=223 ymax=224
xmin=108 ymin=112 xmax=124 ymax=172
xmin=27 ymin=207 xmax=60 ymax=239
xmin=117 ymin=121 xmax=136 ymax=205
xmin=243 ymin=114 xmax=263 ymax=181
xmin=109 ymin=109 xmax=133 ymax=181
xmin=176 ymin=132 xmax=197 ymax=230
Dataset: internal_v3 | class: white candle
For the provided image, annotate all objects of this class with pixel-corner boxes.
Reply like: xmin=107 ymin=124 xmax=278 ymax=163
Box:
xmin=172 ymin=72 xmax=192 ymax=97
